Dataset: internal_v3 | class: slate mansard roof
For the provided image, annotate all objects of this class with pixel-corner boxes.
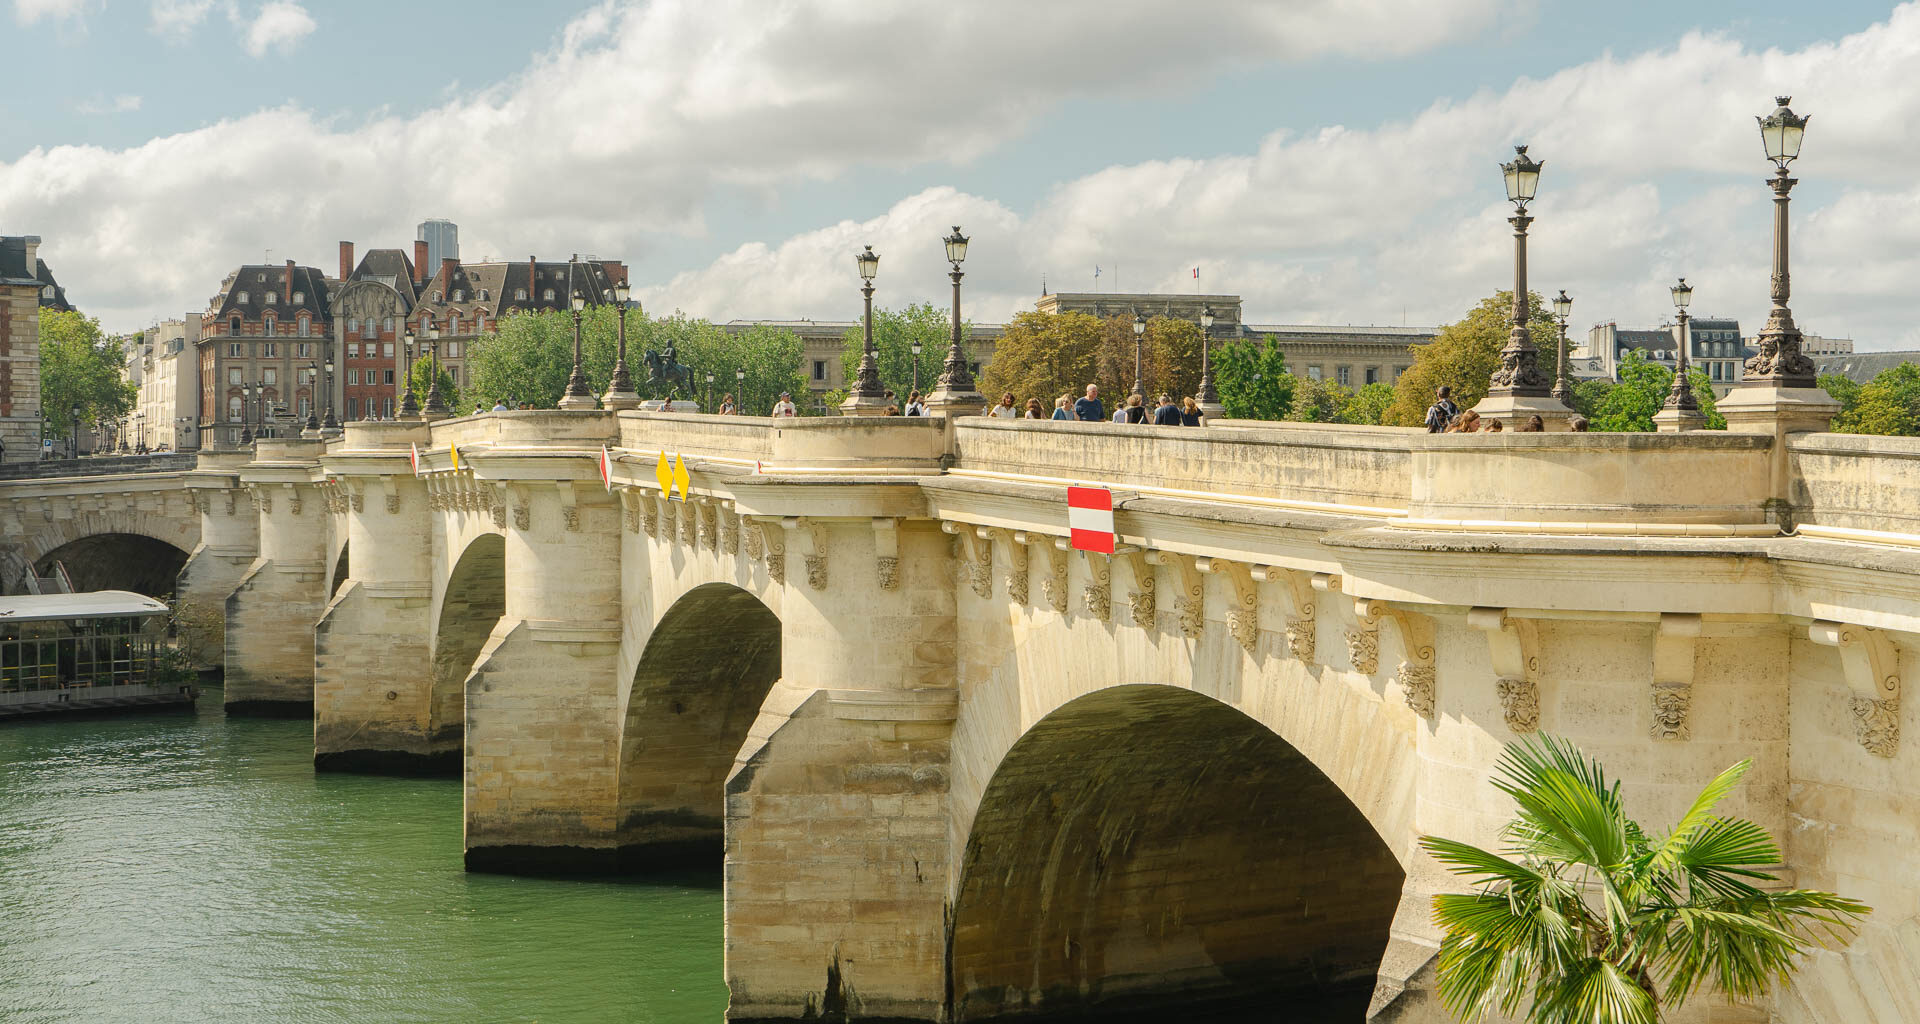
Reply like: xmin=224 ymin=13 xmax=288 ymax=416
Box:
xmin=212 ymin=264 xmax=333 ymax=320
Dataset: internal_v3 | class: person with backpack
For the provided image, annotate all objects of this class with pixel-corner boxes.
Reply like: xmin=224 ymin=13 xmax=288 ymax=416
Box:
xmin=1424 ymin=386 xmax=1460 ymax=433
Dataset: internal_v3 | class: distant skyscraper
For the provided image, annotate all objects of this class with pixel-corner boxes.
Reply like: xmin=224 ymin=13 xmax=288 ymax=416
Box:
xmin=417 ymin=219 xmax=459 ymax=273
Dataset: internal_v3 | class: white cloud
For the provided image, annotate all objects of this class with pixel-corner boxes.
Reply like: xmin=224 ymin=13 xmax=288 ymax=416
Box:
xmin=14 ymin=0 xmax=91 ymax=25
xmin=149 ymin=0 xmax=218 ymax=39
xmin=77 ymin=95 xmax=144 ymax=116
xmin=240 ymin=1 xmax=314 ymax=57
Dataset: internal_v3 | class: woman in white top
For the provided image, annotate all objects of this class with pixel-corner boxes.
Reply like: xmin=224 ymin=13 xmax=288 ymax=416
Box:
xmin=1022 ymin=398 xmax=1044 ymax=419
xmin=903 ymin=390 xmax=926 ymax=416
xmin=988 ymin=392 xmax=1018 ymax=419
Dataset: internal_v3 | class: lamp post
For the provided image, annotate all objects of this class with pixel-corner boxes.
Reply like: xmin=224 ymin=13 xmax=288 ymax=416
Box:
xmin=558 ymin=288 xmax=597 ymax=409
xmin=1747 ymin=96 xmax=1815 ymax=387
xmin=735 ymin=367 xmax=745 ymax=414
xmin=1551 ymin=289 xmax=1573 ymax=402
xmin=602 ymin=283 xmax=640 ymax=410
xmin=924 ymin=225 xmax=986 ymax=415
xmin=423 ymin=326 xmax=450 ymax=418
xmin=1131 ymin=313 xmax=1147 ymax=399
xmin=705 ymin=371 xmax=716 ymax=412
xmin=304 ymin=361 xmax=321 ymax=433
xmin=321 ymin=355 xmax=338 ymax=432
xmin=842 ymin=245 xmax=889 ymax=416
xmin=239 ymin=386 xmax=254 ymax=445
xmin=1474 ymin=144 xmax=1572 ymax=429
xmin=399 ymin=330 xmax=421 ymax=419
xmin=1198 ymin=305 xmax=1222 ymax=418
xmin=1655 ymin=278 xmax=1705 ymax=432
xmin=910 ymin=339 xmax=922 ymax=396
xmin=69 ymin=404 xmax=81 ymax=458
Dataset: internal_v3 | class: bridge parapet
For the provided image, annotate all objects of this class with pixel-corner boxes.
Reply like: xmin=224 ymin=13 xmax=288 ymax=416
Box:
xmin=1789 ymin=432 xmax=1920 ymax=538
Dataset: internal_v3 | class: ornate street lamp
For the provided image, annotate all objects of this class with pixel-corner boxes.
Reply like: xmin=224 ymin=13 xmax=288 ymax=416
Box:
xmin=1131 ymin=313 xmax=1147 ymax=399
xmin=910 ymin=339 xmax=923 ymax=395
xmin=842 ymin=244 xmax=888 ymax=415
xmin=423 ymin=326 xmax=450 ymax=418
xmin=399 ymin=330 xmax=421 ymax=419
xmin=558 ymin=285 xmax=597 ymax=409
xmin=1551 ymin=289 xmax=1573 ymax=402
xmin=1744 ymin=96 xmax=1815 ymax=387
xmin=735 ymin=366 xmax=745 ymax=414
xmin=305 ymin=361 xmax=322 ymax=432
xmin=69 ymin=404 xmax=81 ymax=458
xmin=239 ymin=387 xmax=253 ymax=445
xmin=924 ymin=225 xmax=985 ymax=414
xmin=705 ymin=370 xmax=716 ymax=411
xmin=1486 ymin=145 xmax=1551 ymax=401
xmin=1198 ymin=305 xmax=1221 ymax=414
xmin=602 ymin=282 xmax=640 ymax=409
xmin=1654 ymin=277 xmax=1704 ymax=432
xmin=321 ymin=355 xmax=338 ymax=431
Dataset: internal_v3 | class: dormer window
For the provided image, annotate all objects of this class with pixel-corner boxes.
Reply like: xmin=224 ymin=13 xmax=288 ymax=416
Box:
xmin=453 ymin=290 xmax=463 ymax=301
xmin=41 ymin=285 xmax=53 ymax=298
xmin=238 ymin=290 xmax=249 ymax=304
xmin=514 ymin=289 xmax=527 ymax=301
xmin=230 ymin=317 xmax=241 ymax=335
xmin=292 ymin=291 xmax=304 ymax=304
xmin=256 ymin=273 xmax=266 ymax=283
xmin=298 ymin=315 xmax=311 ymax=335
xmin=264 ymin=314 xmax=276 ymax=334
xmin=542 ymin=288 xmax=554 ymax=301
xmin=432 ymin=291 xmax=441 ymax=302
xmin=479 ymin=289 xmax=489 ymax=301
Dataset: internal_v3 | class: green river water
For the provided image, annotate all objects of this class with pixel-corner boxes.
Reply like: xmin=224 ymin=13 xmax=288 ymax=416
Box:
xmin=0 ymin=686 xmax=727 ymax=1023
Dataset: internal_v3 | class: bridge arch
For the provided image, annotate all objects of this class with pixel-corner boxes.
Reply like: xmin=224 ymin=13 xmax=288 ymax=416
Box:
xmin=616 ymin=581 xmax=782 ymax=868
xmin=431 ymin=532 xmax=507 ymax=757
xmin=948 ymin=684 xmax=1405 ymax=1021
xmin=4 ymin=507 xmax=199 ymax=596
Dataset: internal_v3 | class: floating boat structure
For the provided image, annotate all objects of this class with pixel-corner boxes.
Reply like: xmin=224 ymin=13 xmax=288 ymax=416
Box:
xmin=0 ymin=591 xmax=197 ymax=718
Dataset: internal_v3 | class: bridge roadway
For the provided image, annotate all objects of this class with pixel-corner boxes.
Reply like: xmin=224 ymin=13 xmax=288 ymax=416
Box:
xmin=5 ymin=411 xmax=1920 ymax=1022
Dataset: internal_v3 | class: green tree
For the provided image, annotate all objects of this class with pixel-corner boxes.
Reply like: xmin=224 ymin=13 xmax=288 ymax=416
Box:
xmin=1421 ymin=735 xmax=1867 ymax=1024
xmin=1589 ymin=352 xmax=1724 ymax=431
xmin=1288 ymin=375 xmax=1356 ymax=423
xmin=1817 ymin=373 xmax=1861 ymax=420
xmin=976 ymin=310 xmax=1105 ymax=412
xmin=1339 ymin=381 xmax=1397 ymax=425
xmin=1571 ymin=377 xmax=1615 ymax=420
xmin=643 ymin=314 xmax=809 ymax=415
xmin=1832 ymin=364 xmax=1920 ymax=436
xmin=1094 ymin=314 xmax=1204 ymax=402
xmin=840 ymin=303 xmax=972 ymax=402
xmin=405 ymin=356 xmax=461 ymax=414
xmin=1384 ymin=291 xmax=1560 ymax=427
xmin=39 ymin=311 xmax=136 ymax=440
xmin=1212 ymin=339 xmax=1293 ymax=420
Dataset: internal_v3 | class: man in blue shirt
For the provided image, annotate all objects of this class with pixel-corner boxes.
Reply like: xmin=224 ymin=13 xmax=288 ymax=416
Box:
xmin=1152 ymin=394 xmax=1182 ymax=426
xmin=1072 ymin=384 xmax=1105 ymax=422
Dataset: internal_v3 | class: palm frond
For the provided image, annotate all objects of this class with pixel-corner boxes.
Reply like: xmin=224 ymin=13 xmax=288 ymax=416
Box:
xmin=1651 ymin=759 xmax=1750 ymax=873
xmin=1493 ymin=734 xmax=1630 ymax=869
xmin=1533 ymin=957 xmax=1660 ymax=1024
xmin=1420 ymin=836 xmax=1543 ymax=887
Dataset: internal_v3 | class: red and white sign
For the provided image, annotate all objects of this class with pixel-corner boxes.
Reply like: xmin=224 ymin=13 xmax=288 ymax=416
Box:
xmin=409 ymin=443 xmax=420 ymax=476
xmin=600 ymin=445 xmax=613 ymax=491
xmin=1067 ymin=486 xmax=1115 ymax=553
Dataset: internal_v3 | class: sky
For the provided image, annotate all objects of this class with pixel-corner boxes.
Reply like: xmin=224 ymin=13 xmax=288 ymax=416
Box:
xmin=2 ymin=0 xmax=1916 ymax=350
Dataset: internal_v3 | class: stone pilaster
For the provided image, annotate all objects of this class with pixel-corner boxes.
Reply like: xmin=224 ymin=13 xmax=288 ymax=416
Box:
xmin=224 ymin=440 xmax=328 ymax=714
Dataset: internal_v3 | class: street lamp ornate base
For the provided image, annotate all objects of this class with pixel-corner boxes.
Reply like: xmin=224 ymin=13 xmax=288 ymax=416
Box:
xmin=1469 ymin=392 xmax=1577 ymax=431
xmin=1652 ymin=405 xmax=1707 ymax=433
xmin=601 ymin=390 xmax=643 ymax=411
xmin=1743 ymin=325 xmax=1817 ymax=388
xmin=1718 ymin=384 xmax=1839 ymax=436
xmin=838 ymin=392 xmax=894 ymax=417
xmin=557 ymin=393 xmax=600 ymax=410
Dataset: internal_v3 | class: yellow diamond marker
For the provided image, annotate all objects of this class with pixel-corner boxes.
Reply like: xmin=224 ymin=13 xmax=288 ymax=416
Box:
xmin=672 ymin=453 xmax=691 ymax=501
xmin=654 ymin=451 xmax=672 ymax=495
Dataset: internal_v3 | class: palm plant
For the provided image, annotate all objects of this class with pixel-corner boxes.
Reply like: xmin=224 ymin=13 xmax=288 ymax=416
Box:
xmin=1420 ymin=735 xmax=1868 ymax=1023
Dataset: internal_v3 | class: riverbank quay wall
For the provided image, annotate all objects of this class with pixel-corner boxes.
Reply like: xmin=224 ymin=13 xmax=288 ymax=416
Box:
xmin=16 ymin=410 xmax=1920 ymax=1021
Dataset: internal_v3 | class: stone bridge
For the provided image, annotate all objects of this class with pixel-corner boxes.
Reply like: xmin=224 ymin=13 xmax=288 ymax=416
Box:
xmin=9 ymin=410 xmax=1920 ymax=1023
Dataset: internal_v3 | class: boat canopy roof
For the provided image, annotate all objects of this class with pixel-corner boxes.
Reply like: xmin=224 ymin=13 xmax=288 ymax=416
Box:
xmin=0 ymin=591 xmax=169 ymax=624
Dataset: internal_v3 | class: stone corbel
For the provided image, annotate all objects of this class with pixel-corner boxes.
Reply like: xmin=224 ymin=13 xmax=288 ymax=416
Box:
xmin=1148 ymin=551 xmax=1204 ymax=638
xmin=1199 ymin=558 xmax=1260 ymax=653
xmin=743 ymin=513 xmax=763 ymax=559
xmin=721 ymin=506 xmax=741 ymax=556
xmin=990 ymin=529 xmax=1030 ymax=604
xmin=556 ymin=481 xmax=580 ymax=532
xmin=1041 ymin=539 xmax=1071 ymax=613
xmin=1259 ymin=568 xmax=1318 ymax=661
xmin=641 ymin=490 xmax=660 ymax=538
xmin=678 ymin=498 xmax=697 ymax=544
xmin=872 ymin=518 xmax=899 ymax=590
xmin=346 ymin=481 xmax=364 ymax=514
xmin=1810 ymin=621 xmax=1902 ymax=758
xmin=618 ymin=488 xmax=640 ymax=534
xmin=658 ymin=493 xmax=677 ymax=542
xmin=942 ymin=521 xmax=992 ymax=599
xmin=1469 ymin=607 xmax=1541 ymax=734
xmin=752 ymin=517 xmax=786 ymax=584
xmin=1122 ymin=550 xmax=1156 ymax=627
xmin=788 ymin=518 xmax=829 ymax=590
xmin=1082 ymin=550 xmax=1112 ymax=622
xmin=282 ymin=483 xmax=300 ymax=517
xmin=1355 ymin=600 xmax=1438 ymax=719
xmin=509 ymin=483 xmax=530 ymax=532
xmin=1346 ymin=596 xmax=1382 ymax=674
xmin=697 ymin=499 xmax=719 ymax=552
xmin=1651 ymin=613 xmax=1700 ymax=741
xmin=491 ymin=483 xmax=509 ymax=530
xmin=250 ymin=484 xmax=272 ymax=515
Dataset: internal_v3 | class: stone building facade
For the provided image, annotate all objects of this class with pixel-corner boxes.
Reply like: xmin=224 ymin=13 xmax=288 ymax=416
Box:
xmin=0 ymin=236 xmax=45 ymax=463
xmin=130 ymin=319 xmax=201 ymax=451
xmin=196 ymin=261 xmax=333 ymax=446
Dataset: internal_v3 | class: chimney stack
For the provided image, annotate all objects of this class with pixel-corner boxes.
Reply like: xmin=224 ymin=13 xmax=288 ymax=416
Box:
xmin=21 ymin=236 xmax=40 ymax=275
xmin=285 ymin=259 xmax=294 ymax=305
xmin=529 ymin=255 xmax=538 ymax=306
xmin=440 ymin=257 xmax=457 ymax=302
xmin=414 ymin=241 xmax=430 ymax=285
xmin=339 ymin=241 xmax=354 ymax=281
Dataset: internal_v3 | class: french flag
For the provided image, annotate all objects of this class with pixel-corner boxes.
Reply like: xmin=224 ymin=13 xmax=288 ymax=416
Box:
xmin=1067 ymin=486 xmax=1115 ymax=553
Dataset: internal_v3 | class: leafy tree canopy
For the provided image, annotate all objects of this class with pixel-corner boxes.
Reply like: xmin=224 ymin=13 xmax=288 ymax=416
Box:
xmin=1383 ymin=291 xmax=1560 ymax=427
xmin=1831 ymin=364 xmax=1920 ymax=436
xmin=1589 ymin=351 xmax=1724 ymax=431
xmin=976 ymin=310 xmax=1104 ymax=413
xmin=40 ymin=311 xmax=136 ymax=440
xmin=840 ymin=303 xmax=975 ymax=403
xmin=405 ymin=356 xmax=461 ymax=415
xmin=1211 ymin=339 xmax=1293 ymax=420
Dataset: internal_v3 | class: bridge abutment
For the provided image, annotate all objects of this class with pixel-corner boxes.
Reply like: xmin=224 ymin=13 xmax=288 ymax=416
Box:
xmin=175 ymin=456 xmax=256 ymax=669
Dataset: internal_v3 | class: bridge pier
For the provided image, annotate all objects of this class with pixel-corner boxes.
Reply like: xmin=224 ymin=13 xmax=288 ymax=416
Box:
xmin=175 ymin=452 xmax=256 ymax=670
xmin=463 ymin=473 xmax=627 ymax=873
xmin=724 ymin=518 xmax=958 ymax=1023
xmin=224 ymin=439 xmax=330 ymax=715
xmin=314 ymin=424 xmax=444 ymax=773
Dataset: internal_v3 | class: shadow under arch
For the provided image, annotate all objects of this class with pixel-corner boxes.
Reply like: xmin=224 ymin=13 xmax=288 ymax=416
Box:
xmin=948 ymin=685 xmax=1404 ymax=1022
xmin=329 ymin=542 xmax=349 ymax=598
xmin=30 ymin=533 xmax=191 ymax=598
xmin=616 ymin=581 xmax=781 ymax=871
xmin=428 ymin=533 xmax=506 ymax=770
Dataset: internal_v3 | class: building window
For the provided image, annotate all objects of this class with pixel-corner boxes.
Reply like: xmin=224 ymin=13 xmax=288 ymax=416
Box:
xmin=229 ymin=318 xmax=242 ymax=336
xmin=363 ymin=319 xmax=377 ymax=339
xmin=383 ymin=317 xmax=394 ymax=334
xmin=347 ymin=369 xmax=360 ymax=386
xmin=228 ymin=368 xmax=242 ymax=385
xmin=432 ymin=291 xmax=441 ymax=302
xmin=299 ymin=397 xmax=312 ymax=417
xmin=347 ymin=342 xmax=360 ymax=358
xmin=514 ymin=288 xmax=527 ymax=301
xmin=1335 ymin=366 xmax=1351 ymax=386
xmin=347 ymin=398 xmax=360 ymax=420
xmin=453 ymin=290 xmax=463 ymax=302
xmin=384 ymin=370 xmax=395 ymax=385
xmin=42 ymin=285 xmax=53 ymax=298
xmin=293 ymin=291 xmax=304 ymax=304
xmin=479 ymin=289 xmax=490 ymax=301
xmin=228 ymin=397 xmax=243 ymax=421
xmin=447 ymin=341 xmax=461 ymax=357
xmin=237 ymin=291 xmax=248 ymax=304
xmin=296 ymin=343 xmax=312 ymax=358
xmin=383 ymin=342 xmax=394 ymax=358
xmin=262 ymin=342 xmax=277 ymax=357
xmin=1307 ymin=366 xmax=1323 ymax=380
xmin=382 ymin=397 xmax=394 ymax=418
xmin=347 ymin=318 xmax=359 ymax=335
xmin=298 ymin=316 xmax=310 ymax=336
xmin=263 ymin=368 xmax=277 ymax=386
xmin=1364 ymin=367 xmax=1378 ymax=385
xmin=812 ymin=360 xmax=826 ymax=381
xmin=228 ymin=342 xmax=243 ymax=357
xmin=542 ymin=288 xmax=554 ymax=301
xmin=475 ymin=312 xmax=488 ymax=332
